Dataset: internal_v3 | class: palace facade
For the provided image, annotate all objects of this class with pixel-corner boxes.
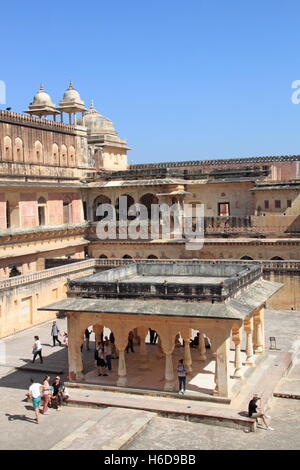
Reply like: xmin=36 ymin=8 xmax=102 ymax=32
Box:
xmin=0 ymin=82 xmax=300 ymax=336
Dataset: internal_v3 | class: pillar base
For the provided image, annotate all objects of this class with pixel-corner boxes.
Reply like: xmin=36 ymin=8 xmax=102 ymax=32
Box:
xmin=117 ymin=376 xmax=127 ymax=387
xmin=245 ymin=357 xmax=255 ymax=366
xmin=233 ymin=369 xmax=242 ymax=378
xmin=164 ymin=380 xmax=175 ymax=391
xmin=199 ymin=355 xmax=207 ymax=362
xmin=254 ymin=347 xmax=263 ymax=354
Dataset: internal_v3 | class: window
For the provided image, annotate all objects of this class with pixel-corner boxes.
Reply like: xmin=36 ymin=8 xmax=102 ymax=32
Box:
xmin=37 ymin=197 xmax=46 ymax=226
xmin=63 ymin=197 xmax=72 ymax=224
xmin=218 ymin=202 xmax=230 ymax=216
xmin=287 ymin=200 xmax=292 ymax=208
xmin=264 ymin=200 xmax=269 ymax=209
xmin=275 ymin=200 xmax=281 ymax=209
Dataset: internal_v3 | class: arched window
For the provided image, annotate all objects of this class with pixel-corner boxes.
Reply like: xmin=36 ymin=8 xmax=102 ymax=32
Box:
xmin=271 ymin=256 xmax=284 ymax=260
xmin=115 ymin=194 xmax=135 ymax=220
xmin=139 ymin=193 xmax=159 ymax=219
xmin=9 ymin=266 xmax=21 ymax=277
xmin=14 ymin=137 xmax=23 ymax=162
xmin=4 ymin=136 xmax=12 ymax=160
xmin=37 ymin=197 xmax=47 ymax=226
xmin=34 ymin=141 xmax=43 ymax=163
xmin=123 ymin=254 xmax=132 ymax=259
xmin=63 ymin=196 xmax=72 ymax=224
xmin=68 ymin=145 xmax=76 ymax=166
xmin=240 ymin=256 xmax=253 ymax=260
xmin=99 ymin=254 xmax=108 ymax=259
xmin=52 ymin=143 xmax=59 ymax=166
xmin=60 ymin=144 xmax=67 ymax=166
xmin=93 ymin=195 xmax=111 ymax=221
xmin=147 ymin=255 xmax=158 ymax=259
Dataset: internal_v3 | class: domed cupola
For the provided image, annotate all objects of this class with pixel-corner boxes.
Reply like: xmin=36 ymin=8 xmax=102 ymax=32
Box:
xmin=78 ymin=100 xmax=117 ymax=136
xmin=24 ymin=83 xmax=60 ymax=119
xmin=58 ymin=80 xmax=87 ymax=124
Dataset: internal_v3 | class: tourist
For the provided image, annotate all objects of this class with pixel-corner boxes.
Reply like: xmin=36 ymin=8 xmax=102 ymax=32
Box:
xmin=41 ymin=375 xmax=51 ymax=415
xmin=32 ymin=336 xmax=43 ymax=363
xmin=61 ymin=384 xmax=70 ymax=404
xmin=51 ymin=321 xmax=62 ymax=346
xmin=85 ymin=327 xmax=92 ymax=350
xmin=109 ymin=332 xmax=118 ymax=359
xmin=190 ymin=332 xmax=199 ymax=348
xmin=95 ymin=342 xmax=108 ymax=376
xmin=126 ymin=331 xmax=134 ymax=353
xmin=104 ymin=338 xmax=112 ymax=371
xmin=52 ymin=376 xmax=63 ymax=410
xmin=28 ymin=378 xmax=42 ymax=424
xmin=248 ymin=395 xmax=273 ymax=430
xmin=204 ymin=334 xmax=211 ymax=349
xmin=149 ymin=328 xmax=158 ymax=344
xmin=63 ymin=331 xmax=68 ymax=346
xmin=177 ymin=359 xmax=187 ymax=395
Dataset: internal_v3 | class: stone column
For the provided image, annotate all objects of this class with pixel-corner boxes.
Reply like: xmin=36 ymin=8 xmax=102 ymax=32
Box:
xmin=160 ymin=330 xmax=176 ymax=391
xmin=244 ymin=317 xmax=255 ymax=365
xmin=67 ymin=312 xmax=84 ymax=382
xmin=181 ymin=328 xmax=192 ymax=372
xmin=164 ymin=352 xmax=174 ymax=391
xmin=199 ymin=333 xmax=207 ymax=361
xmin=254 ymin=308 xmax=265 ymax=354
xmin=213 ymin=335 xmax=230 ymax=397
xmin=156 ymin=335 xmax=164 ymax=359
xmin=114 ymin=327 xmax=128 ymax=387
xmin=93 ymin=324 xmax=103 ymax=348
xmin=138 ymin=326 xmax=149 ymax=370
xmin=232 ymin=324 xmax=243 ymax=378
xmin=117 ymin=347 xmax=127 ymax=386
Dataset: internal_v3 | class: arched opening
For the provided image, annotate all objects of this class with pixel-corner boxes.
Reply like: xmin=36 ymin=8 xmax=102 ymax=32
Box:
xmin=240 ymin=256 xmax=253 ymax=260
xmin=14 ymin=137 xmax=23 ymax=162
xmin=9 ymin=266 xmax=22 ymax=277
xmin=52 ymin=143 xmax=59 ymax=166
xmin=271 ymin=256 xmax=284 ymax=260
xmin=34 ymin=141 xmax=43 ymax=163
xmin=115 ymin=194 xmax=135 ymax=220
xmin=122 ymin=254 xmax=132 ymax=259
xmin=37 ymin=197 xmax=47 ymax=226
xmin=99 ymin=255 xmax=108 ymax=259
xmin=147 ymin=255 xmax=158 ymax=259
xmin=93 ymin=195 xmax=111 ymax=221
xmin=139 ymin=193 xmax=159 ymax=219
xmin=4 ymin=136 xmax=12 ymax=160
xmin=60 ymin=144 xmax=67 ymax=166
xmin=68 ymin=146 xmax=76 ymax=166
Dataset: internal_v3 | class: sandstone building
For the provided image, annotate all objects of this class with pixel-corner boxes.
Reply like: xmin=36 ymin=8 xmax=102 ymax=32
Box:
xmin=0 ymin=82 xmax=299 ymax=336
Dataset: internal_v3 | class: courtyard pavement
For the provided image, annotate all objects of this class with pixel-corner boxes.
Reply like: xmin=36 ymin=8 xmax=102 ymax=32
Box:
xmin=0 ymin=308 xmax=299 ymax=450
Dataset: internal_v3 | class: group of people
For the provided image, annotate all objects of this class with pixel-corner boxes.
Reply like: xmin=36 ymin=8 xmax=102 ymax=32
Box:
xmin=94 ymin=337 xmax=114 ymax=375
xmin=27 ymin=376 xmax=69 ymax=424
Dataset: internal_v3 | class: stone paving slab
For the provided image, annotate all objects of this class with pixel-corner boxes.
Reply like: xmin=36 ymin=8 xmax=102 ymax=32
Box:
xmin=51 ymin=407 xmax=156 ymax=450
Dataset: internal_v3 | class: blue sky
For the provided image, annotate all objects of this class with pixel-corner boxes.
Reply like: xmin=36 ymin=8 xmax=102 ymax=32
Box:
xmin=1 ymin=0 xmax=300 ymax=164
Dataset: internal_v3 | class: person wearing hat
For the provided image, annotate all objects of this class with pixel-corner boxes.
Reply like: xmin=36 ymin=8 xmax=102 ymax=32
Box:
xmin=248 ymin=394 xmax=273 ymax=430
xmin=51 ymin=376 xmax=63 ymax=410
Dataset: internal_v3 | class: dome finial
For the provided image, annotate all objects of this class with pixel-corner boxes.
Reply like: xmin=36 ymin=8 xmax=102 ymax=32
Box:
xmin=40 ymin=82 xmax=44 ymax=92
xmin=69 ymin=80 xmax=74 ymax=89
xmin=90 ymin=99 xmax=95 ymax=109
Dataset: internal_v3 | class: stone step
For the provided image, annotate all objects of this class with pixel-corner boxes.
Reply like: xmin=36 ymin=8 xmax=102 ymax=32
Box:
xmin=50 ymin=407 xmax=156 ymax=450
xmin=66 ymin=388 xmax=256 ymax=432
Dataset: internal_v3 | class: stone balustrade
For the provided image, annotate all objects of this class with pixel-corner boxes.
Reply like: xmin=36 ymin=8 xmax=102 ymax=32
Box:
xmin=0 ymin=257 xmax=298 ymax=293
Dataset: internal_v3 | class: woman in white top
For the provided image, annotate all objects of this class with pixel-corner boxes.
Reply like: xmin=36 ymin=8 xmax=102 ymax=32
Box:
xmin=32 ymin=336 xmax=43 ymax=364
